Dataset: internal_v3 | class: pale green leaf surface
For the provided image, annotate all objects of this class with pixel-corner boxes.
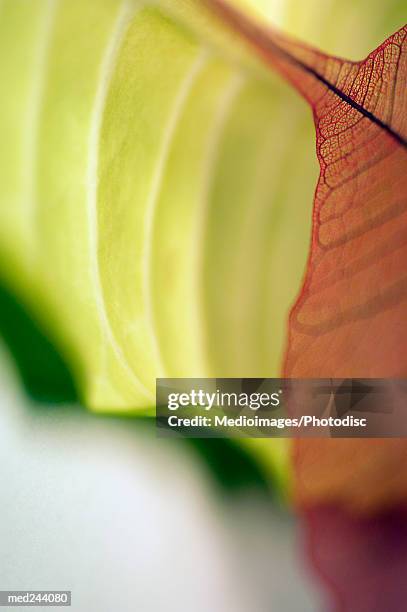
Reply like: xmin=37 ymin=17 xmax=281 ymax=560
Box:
xmin=0 ymin=0 xmax=311 ymax=412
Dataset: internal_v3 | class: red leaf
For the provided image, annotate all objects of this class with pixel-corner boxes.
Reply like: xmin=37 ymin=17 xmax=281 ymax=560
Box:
xmin=205 ymin=0 xmax=407 ymax=513
xmin=283 ymin=26 xmax=407 ymax=379
xmin=202 ymin=6 xmax=407 ymax=381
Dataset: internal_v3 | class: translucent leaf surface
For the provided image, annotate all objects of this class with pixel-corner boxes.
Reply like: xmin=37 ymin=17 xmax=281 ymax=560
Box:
xmin=0 ymin=0 xmax=316 ymax=411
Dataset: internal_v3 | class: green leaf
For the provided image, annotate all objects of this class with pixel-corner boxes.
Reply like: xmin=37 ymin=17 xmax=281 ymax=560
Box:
xmin=0 ymin=0 xmax=296 ymax=411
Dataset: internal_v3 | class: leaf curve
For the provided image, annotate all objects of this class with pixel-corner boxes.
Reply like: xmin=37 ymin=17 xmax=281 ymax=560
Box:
xmin=0 ymin=0 xmax=316 ymax=411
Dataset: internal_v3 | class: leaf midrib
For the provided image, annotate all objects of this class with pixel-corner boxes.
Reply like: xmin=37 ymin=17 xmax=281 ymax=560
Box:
xmin=205 ymin=0 xmax=407 ymax=148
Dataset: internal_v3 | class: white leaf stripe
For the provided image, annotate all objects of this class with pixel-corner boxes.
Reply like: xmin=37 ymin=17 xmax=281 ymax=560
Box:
xmin=87 ymin=0 xmax=154 ymax=403
xmin=27 ymin=0 xmax=59 ymax=247
xmin=193 ymin=72 xmax=245 ymax=375
xmin=142 ymin=48 xmax=210 ymax=378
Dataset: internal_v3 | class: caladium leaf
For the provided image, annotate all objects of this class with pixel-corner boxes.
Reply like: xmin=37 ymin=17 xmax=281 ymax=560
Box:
xmin=0 ymin=0 xmax=316 ymax=412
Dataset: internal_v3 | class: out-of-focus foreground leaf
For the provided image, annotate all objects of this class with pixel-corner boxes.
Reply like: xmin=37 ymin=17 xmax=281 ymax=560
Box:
xmin=0 ymin=282 xmax=77 ymax=402
xmin=303 ymin=506 xmax=407 ymax=612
